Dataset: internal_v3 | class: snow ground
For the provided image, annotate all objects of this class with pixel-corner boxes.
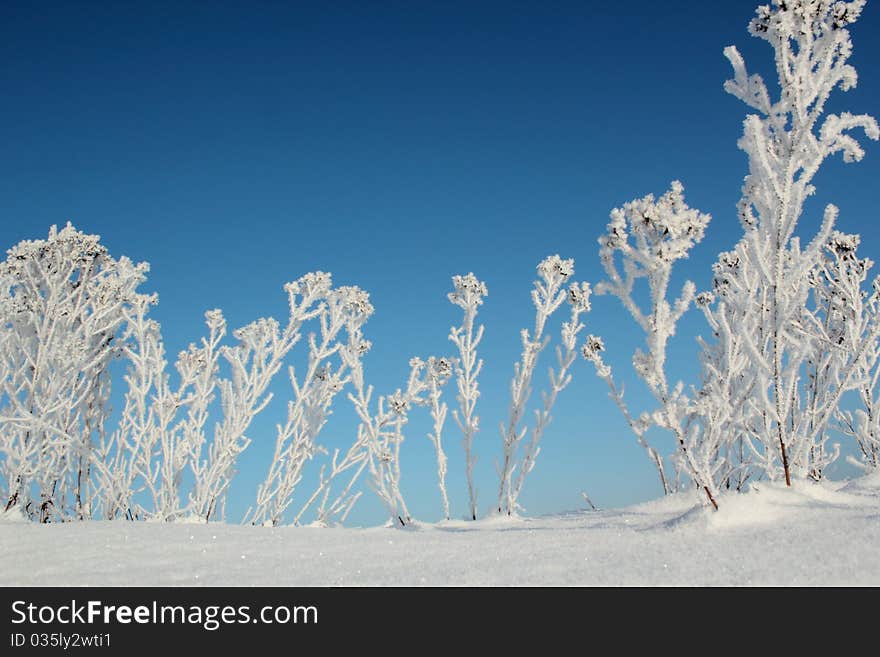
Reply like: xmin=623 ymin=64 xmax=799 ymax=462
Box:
xmin=2 ymin=475 xmax=879 ymax=586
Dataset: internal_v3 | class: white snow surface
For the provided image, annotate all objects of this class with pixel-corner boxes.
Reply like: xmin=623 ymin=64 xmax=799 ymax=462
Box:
xmin=2 ymin=476 xmax=879 ymax=586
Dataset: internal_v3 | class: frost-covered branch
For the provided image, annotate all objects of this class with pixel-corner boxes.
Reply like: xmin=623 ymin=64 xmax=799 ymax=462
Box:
xmin=593 ymin=182 xmax=717 ymax=508
xmin=509 ymin=281 xmax=591 ymax=512
xmin=248 ymin=280 xmax=373 ymax=526
xmin=91 ymin=292 xmax=163 ymax=520
xmin=292 ymin=318 xmax=374 ymax=527
xmin=497 ymin=255 xmax=575 ymax=516
xmin=810 ymin=234 xmax=880 ymax=473
xmin=347 ymin=368 xmax=408 ymax=527
xmin=581 ymin=335 xmax=669 ymax=494
xmin=347 ymin=352 xmax=452 ymax=526
xmin=421 ymin=356 xmax=453 ymax=520
xmin=448 ymin=273 xmax=487 ymax=520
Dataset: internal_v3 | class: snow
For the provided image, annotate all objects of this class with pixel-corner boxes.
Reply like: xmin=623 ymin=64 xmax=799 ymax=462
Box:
xmin=2 ymin=476 xmax=879 ymax=586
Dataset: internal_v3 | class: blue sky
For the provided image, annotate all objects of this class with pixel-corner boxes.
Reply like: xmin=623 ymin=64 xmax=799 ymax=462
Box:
xmin=2 ymin=1 xmax=879 ymax=525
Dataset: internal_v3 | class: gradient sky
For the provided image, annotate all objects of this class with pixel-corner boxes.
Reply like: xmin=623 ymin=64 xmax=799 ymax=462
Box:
xmin=2 ymin=0 xmax=879 ymax=525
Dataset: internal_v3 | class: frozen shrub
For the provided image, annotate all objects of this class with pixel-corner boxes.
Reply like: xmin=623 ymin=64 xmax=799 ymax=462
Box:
xmin=714 ymin=0 xmax=878 ymax=484
xmin=0 ymin=223 xmax=151 ymax=521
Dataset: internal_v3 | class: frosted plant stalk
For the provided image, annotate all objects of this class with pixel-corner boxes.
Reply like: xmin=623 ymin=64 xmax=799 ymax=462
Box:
xmin=92 ymin=293 xmax=163 ymax=520
xmin=582 ymin=335 xmax=669 ymax=493
xmin=293 ymin=322 xmax=374 ymax=526
xmin=593 ymin=182 xmax=718 ymax=508
xmin=249 ymin=280 xmax=373 ymax=526
xmin=348 ymin=371 xmax=410 ymax=526
xmin=510 ymin=281 xmax=591 ymax=512
xmin=811 ymin=234 xmax=880 ymax=472
xmin=422 ymin=356 xmax=453 ymax=520
xmin=498 ymin=255 xmax=574 ymax=516
xmin=448 ymin=273 xmax=486 ymax=520
xmin=349 ymin=354 xmax=451 ymax=525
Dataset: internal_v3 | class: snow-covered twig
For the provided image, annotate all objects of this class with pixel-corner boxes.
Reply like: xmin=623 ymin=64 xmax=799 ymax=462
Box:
xmin=497 ymin=255 xmax=576 ymax=516
xmin=248 ymin=280 xmax=373 ymax=526
xmin=593 ymin=182 xmax=718 ymax=508
xmin=448 ymin=273 xmax=486 ymax=519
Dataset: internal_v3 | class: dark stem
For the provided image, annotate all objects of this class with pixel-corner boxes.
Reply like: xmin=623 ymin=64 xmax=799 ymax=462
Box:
xmin=703 ymin=486 xmax=719 ymax=511
xmin=5 ymin=490 xmax=19 ymax=512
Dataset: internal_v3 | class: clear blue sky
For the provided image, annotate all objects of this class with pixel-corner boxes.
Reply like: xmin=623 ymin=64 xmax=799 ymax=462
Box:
xmin=2 ymin=1 xmax=879 ymax=525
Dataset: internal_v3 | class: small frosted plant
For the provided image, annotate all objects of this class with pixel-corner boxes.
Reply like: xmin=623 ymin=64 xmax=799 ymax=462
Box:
xmin=448 ymin=273 xmax=487 ymax=520
xmin=497 ymin=255 xmax=589 ymax=516
xmin=591 ymin=182 xmax=719 ymax=508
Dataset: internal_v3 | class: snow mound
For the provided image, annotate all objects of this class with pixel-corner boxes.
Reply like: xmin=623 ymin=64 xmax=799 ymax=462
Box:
xmin=645 ymin=480 xmax=880 ymax=532
xmin=0 ymin=506 xmax=28 ymax=524
xmin=1 ymin=476 xmax=878 ymax=586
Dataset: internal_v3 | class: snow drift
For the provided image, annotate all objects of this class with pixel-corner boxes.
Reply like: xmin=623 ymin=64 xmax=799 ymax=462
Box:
xmin=2 ymin=476 xmax=878 ymax=586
